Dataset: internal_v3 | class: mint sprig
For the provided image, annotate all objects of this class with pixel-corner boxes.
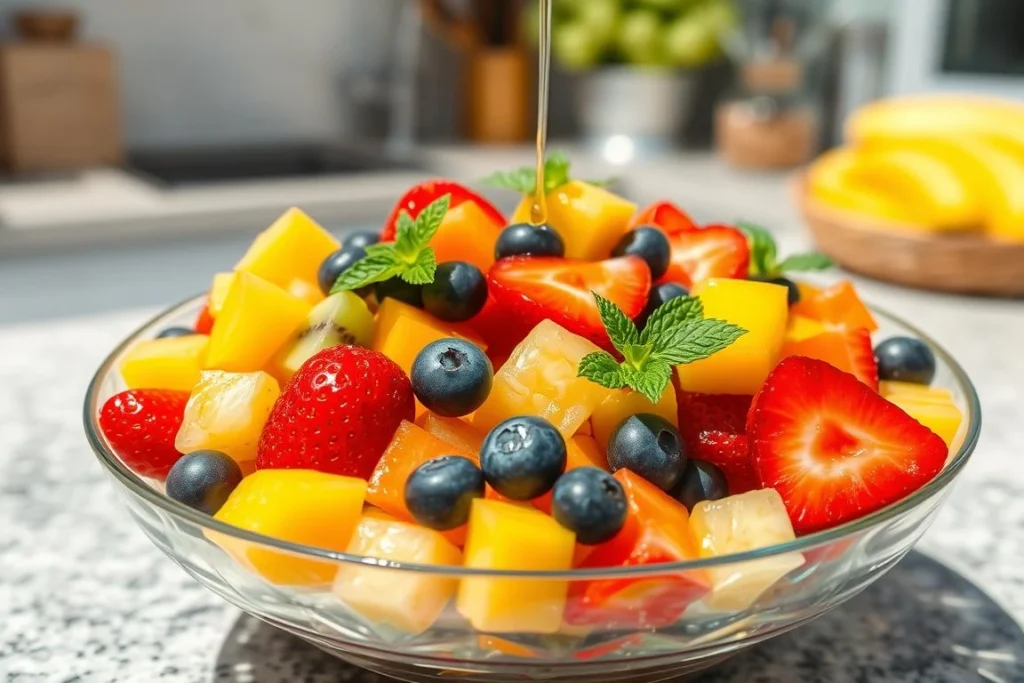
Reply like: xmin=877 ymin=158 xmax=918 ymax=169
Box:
xmin=737 ymin=221 xmax=833 ymax=278
xmin=577 ymin=294 xmax=746 ymax=403
xmin=330 ymin=194 xmax=450 ymax=293
xmin=480 ymin=151 xmax=612 ymax=195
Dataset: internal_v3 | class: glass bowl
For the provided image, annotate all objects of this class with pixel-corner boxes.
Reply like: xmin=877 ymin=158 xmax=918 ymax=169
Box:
xmin=84 ymin=295 xmax=981 ymax=683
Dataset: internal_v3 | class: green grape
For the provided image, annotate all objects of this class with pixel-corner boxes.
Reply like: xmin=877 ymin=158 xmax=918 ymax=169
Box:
xmin=553 ymin=21 xmax=604 ymax=70
xmin=577 ymin=0 xmax=621 ymax=46
xmin=664 ymin=15 xmax=720 ymax=67
xmin=618 ymin=10 xmax=666 ymax=66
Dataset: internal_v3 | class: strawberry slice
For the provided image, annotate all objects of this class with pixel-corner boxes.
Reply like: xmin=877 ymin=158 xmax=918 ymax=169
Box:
xmin=661 ymin=224 xmax=750 ymax=288
xmin=380 ymin=180 xmax=505 ymax=241
xmin=781 ymin=326 xmax=879 ymax=390
xmin=749 ymin=357 xmax=948 ymax=535
xmin=628 ymin=200 xmax=699 ymax=235
xmin=194 ymin=302 xmax=215 ymax=335
xmin=487 ymin=256 xmax=651 ymax=351
xmin=466 ymin=294 xmax=535 ymax=365
xmin=674 ymin=390 xmax=758 ymax=494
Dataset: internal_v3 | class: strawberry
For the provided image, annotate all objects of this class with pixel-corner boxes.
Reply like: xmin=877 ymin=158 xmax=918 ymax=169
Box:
xmin=379 ymin=180 xmax=505 ymax=241
xmin=194 ymin=303 xmax=214 ymax=335
xmin=661 ymin=224 xmax=750 ymax=288
xmin=749 ymin=357 xmax=948 ymax=535
xmin=674 ymin=390 xmax=758 ymax=494
xmin=256 ymin=345 xmax=414 ymax=479
xmin=466 ymin=294 xmax=534 ymax=364
xmin=487 ymin=256 xmax=651 ymax=351
xmin=98 ymin=389 xmax=190 ymax=479
xmin=628 ymin=200 xmax=699 ymax=235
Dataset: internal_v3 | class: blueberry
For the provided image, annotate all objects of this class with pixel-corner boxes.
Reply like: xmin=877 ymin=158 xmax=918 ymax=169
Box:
xmin=342 ymin=230 xmax=380 ymax=250
xmin=156 ymin=326 xmax=196 ymax=339
xmin=637 ymin=282 xmax=689 ymax=328
xmin=411 ymin=338 xmax=493 ymax=417
xmin=671 ymin=459 xmax=728 ymax=511
xmin=611 ymin=226 xmax=671 ymax=280
xmin=165 ymin=450 xmax=243 ymax=515
xmin=753 ymin=275 xmax=800 ymax=306
xmin=422 ymin=261 xmax=488 ymax=322
xmin=495 ymin=223 xmax=565 ymax=259
xmin=318 ymin=245 xmax=368 ymax=296
xmin=375 ymin=276 xmax=424 ymax=308
xmin=480 ymin=416 xmax=567 ymax=500
xmin=551 ymin=467 xmax=628 ymax=545
xmin=874 ymin=336 xmax=936 ymax=385
xmin=405 ymin=456 xmax=485 ymax=530
xmin=607 ymin=414 xmax=687 ymax=491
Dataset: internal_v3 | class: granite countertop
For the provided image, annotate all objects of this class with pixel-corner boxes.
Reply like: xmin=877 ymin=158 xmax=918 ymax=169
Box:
xmin=3 ymin=165 xmax=1024 ymax=681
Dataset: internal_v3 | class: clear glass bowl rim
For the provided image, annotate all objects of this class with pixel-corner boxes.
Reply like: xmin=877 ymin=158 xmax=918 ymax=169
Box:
xmin=83 ymin=294 xmax=981 ymax=579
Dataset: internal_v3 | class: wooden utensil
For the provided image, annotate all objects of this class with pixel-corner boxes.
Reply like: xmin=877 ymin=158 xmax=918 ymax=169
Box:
xmin=795 ymin=174 xmax=1024 ymax=297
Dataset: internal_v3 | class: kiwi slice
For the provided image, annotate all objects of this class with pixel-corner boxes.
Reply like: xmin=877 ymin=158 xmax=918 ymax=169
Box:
xmin=275 ymin=291 xmax=374 ymax=380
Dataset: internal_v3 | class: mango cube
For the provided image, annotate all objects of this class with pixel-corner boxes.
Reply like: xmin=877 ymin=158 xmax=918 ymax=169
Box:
xmin=881 ymin=381 xmax=963 ymax=448
xmin=417 ymin=413 xmax=486 ymax=454
xmin=204 ymin=272 xmax=311 ymax=372
xmin=286 ymin=277 xmax=326 ymax=308
xmin=590 ymin=387 xmax=678 ymax=454
xmin=472 ymin=320 xmax=614 ymax=438
xmin=457 ymin=499 xmax=575 ymax=633
xmin=430 ymin=199 xmax=500 ymax=273
xmin=174 ymin=370 xmax=280 ymax=467
xmin=235 ymin=207 xmax=340 ymax=289
xmin=676 ymin=279 xmax=788 ymax=395
xmin=119 ymin=334 xmax=209 ymax=392
xmin=213 ymin=469 xmax=366 ymax=585
xmin=372 ymin=297 xmax=487 ymax=379
xmin=334 ymin=515 xmax=462 ymax=634
xmin=784 ymin=314 xmax=827 ymax=345
xmin=689 ymin=489 xmax=804 ymax=611
xmin=207 ymin=272 xmax=235 ymax=318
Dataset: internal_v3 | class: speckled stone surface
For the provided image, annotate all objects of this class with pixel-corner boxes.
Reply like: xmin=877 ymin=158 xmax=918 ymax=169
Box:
xmin=2 ymin=274 xmax=1023 ymax=682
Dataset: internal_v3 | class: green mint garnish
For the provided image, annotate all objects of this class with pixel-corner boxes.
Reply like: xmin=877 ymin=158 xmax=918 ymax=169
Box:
xmin=330 ymin=194 xmax=450 ymax=294
xmin=577 ymin=294 xmax=746 ymax=403
xmin=480 ymin=150 xmax=613 ymax=194
xmin=737 ymin=221 xmax=833 ymax=278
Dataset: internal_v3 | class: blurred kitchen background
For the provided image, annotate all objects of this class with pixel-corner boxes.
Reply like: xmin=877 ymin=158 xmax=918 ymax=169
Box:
xmin=0 ymin=0 xmax=1021 ymax=323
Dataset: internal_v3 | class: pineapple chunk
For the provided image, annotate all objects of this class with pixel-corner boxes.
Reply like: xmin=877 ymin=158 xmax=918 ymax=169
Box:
xmin=590 ymin=387 xmax=678 ymax=453
xmin=689 ymin=489 xmax=804 ymax=611
xmin=676 ymin=279 xmax=788 ymax=395
xmin=235 ymin=207 xmax=340 ymax=289
xmin=334 ymin=515 xmax=462 ymax=634
xmin=175 ymin=370 xmax=280 ymax=467
xmin=204 ymin=272 xmax=311 ymax=372
xmin=213 ymin=469 xmax=365 ymax=585
xmin=119 ymin=334 xmax=209 ymax=392
xmin=881 ymin=381 xmax=963 ymax=447
xmin=457 ymin=499 xmax=575 ymax=633
xmin=472 ymin=320 xmax=614 ymax=438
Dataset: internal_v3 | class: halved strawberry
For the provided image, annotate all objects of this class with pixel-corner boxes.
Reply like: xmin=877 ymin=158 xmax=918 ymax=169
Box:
xmin=780 ymin=326 xmax=879 ymax=390
xmin=380 ymin=180 xmax=505 ymax=241
xmin=466 ymin=294 xmax=534 ymax=365
xmin=487 ymin=256 xmax=650 ymax=351
xmin=194 ymin=302 xmax=215 ymax=335
xmin=628 ymin=200 xmax=699 ymax=235
xmin=749 ymin=357 xmax=948 ymax=535
xmin=674 ymin=390 xmax=758 ymax=494
xmin=661 ymin=224 xmax=750 ymax=288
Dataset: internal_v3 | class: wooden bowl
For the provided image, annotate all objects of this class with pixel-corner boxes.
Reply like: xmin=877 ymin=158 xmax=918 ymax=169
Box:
xmin=795 ymin=175 xmax=1024 ymax=297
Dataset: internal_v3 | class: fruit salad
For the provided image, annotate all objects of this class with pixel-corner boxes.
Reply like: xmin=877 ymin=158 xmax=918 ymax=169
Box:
xmin=97 ymin=154 xmax=964 ymax=636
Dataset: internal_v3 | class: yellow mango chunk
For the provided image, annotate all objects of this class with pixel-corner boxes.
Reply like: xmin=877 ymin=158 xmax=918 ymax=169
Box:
xmin=119 ymin=334 xmax=209 ymax=392
xmin=334 ymin=515 xmax=462 ymax=634
xmin=881 ymin=381 xmax=963 ymax=447
xmin=174 ymin=370 xmax=280 ymax=467
xmin=676 ymin=279 xmax=788 ymax=395
xmin=473 ymin=320 xmax=614 ymax=438
xmin=372 ymin=297 xmax=487 ymax=378
xmin=513 ymin=180 xmax=637 ymax=260
xmin=235 ymin=207 xmax=340 ymax=289
xmin=457 ymin=499 xmax=575 ymax=633
xmin=204 ymin=272 xmax=311 ymax=372
xmin=286 ymin=277 xmax=326 ymax=308
xmin=784 ymin=314 xmax=826 ymax=345
xmin=208 ymin=272 xmax=235 ymax=318
xmin=590 ymin=387 xmax=678 ymax=454
xmin=689 ymin=489 xmax=804 ymax=611
xmin=213 ymin=469 xmax=366 ymax=585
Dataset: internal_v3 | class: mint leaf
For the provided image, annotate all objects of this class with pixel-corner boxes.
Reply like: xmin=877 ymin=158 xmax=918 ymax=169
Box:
xmin=641 ymin=295 xmax=703 ymax=346
xmin=593 ymin=292 xmax=639 ymax=352
xmin=410 ymin=194 xmax=451 ymax=245
xmin=633 ymin=360 xmax=672 ymax=404
xmin=652 ymin=319 xmax=747 ymax=366
xmin=778 ymin=252 xmax=833 ymax=272
xmin=331 ymin=251 xmax=401 ymax=294
xmin=400 ymin=248 xmax=437 ymax=285
xmin=543 ymin=151 xmax=571 ymax=191
xmin=737 ymin=221 xmax=778 ymax=277
xmin=480 ymin=150 xmax=575 ymax=195
xmin=393 ymin=211 xmax=419 ymax=260
xmin=578 ymin=352 xmax=626 ymax=389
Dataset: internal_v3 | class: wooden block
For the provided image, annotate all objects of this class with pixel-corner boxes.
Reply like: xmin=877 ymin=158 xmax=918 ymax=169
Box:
xmin=0 ymin=44 xmax=123 ymax=172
